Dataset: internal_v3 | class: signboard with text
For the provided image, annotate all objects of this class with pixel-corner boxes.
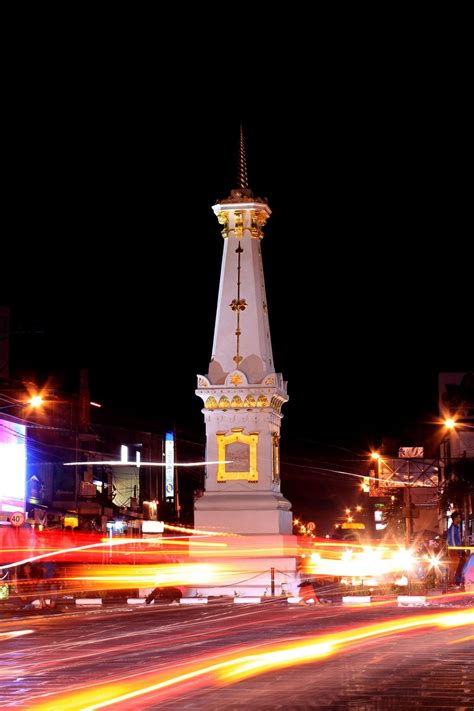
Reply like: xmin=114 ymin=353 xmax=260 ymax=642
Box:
xmin=9 ymin=511 xmax=25 ymax=527
xmin=165 ymin=432 xmax=174 ymax=500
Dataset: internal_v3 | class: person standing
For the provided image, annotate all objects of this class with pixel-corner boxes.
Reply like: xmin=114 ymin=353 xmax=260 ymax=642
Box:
xmin=447 ymin=512 xmax=465 ymax=587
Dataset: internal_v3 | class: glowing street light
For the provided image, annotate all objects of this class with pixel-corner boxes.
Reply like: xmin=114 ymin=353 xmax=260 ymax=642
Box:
xmin=443 ymin=417 xmax=474 ymax=430
xmin=0 ymin=397 xmax=42 ymax=412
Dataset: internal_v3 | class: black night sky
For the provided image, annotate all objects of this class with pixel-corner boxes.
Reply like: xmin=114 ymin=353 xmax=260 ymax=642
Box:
xmin=2 ymin=61 xmax=471 ymax=531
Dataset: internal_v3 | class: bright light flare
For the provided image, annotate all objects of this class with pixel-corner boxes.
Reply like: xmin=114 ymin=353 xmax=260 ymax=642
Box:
xmin=305 ymin=543 xmax=417 ymax=579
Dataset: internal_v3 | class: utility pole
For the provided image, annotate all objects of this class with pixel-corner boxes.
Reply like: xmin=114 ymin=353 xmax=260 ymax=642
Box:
xmin=404 ymin=460 xmax=412 ymax=547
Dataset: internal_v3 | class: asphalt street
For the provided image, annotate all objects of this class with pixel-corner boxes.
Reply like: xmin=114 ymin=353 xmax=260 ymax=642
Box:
xmin=1 ymin=597 xmax=473 ymax=709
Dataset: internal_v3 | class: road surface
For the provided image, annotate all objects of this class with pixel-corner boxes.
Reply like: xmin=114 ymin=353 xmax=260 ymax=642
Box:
xmin=1 ymin=598 xmax=473 ymax=709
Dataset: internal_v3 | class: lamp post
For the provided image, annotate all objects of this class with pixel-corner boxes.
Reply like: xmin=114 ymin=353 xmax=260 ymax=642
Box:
xmin=370 ymin=451 xmax=382 ymax=479
xmin=371 ymin=451 xmax=414 ymax=546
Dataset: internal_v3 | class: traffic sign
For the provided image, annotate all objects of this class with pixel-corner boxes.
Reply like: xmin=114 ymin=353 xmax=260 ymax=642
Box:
xmin=9 ymin=511 xmax=25 ymax=527
xmin=306 ymin=521 xmax=316 ymax=532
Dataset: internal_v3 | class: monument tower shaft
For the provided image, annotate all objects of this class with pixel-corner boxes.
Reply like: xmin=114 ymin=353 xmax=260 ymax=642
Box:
xmin=195 ymin=129 xmax=292 ymax=535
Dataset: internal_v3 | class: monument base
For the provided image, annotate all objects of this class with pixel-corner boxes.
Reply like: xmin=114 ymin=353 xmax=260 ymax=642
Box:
xmin=194 ymin=491 xmax=293 ymax=534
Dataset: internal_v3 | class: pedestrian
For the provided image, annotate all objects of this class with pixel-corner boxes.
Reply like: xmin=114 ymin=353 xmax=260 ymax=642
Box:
xmin=447 ymin=512 xmax=465 ymax=587
xmin=39 ymin=561 xmax=58 ymax=608
xmin=18 ymin=563 xmax=40 ymax=608
xmin=298 ymin=580 xmax=319 ymax=605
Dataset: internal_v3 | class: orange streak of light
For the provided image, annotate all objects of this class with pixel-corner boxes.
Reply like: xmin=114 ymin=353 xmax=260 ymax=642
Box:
xmin=448 ymin=634 xmax=474 ymax=644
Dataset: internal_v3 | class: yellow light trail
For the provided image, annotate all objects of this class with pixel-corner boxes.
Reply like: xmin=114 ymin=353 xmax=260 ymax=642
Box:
xmin=66 ymin=563 xmax=237 ymax=589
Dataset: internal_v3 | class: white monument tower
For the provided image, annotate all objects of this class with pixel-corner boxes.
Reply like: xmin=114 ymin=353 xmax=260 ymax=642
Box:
xmin=195 ymin=129 xmax=294 ymax=553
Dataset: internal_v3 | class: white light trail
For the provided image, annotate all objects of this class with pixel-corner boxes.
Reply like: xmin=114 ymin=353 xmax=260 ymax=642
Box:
xmin=63 ymin=460 xmax=233 ymax=467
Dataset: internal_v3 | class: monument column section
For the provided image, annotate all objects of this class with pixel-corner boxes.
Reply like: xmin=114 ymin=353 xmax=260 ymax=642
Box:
xmin=195 ymin=132 xmax=292 ymax=536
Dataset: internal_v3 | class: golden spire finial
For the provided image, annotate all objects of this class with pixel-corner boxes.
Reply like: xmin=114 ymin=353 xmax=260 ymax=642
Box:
xmin=238 ymin=124 xmax=249 ymax=190
xmin=217 ymin=125 xmax=269 ymax=205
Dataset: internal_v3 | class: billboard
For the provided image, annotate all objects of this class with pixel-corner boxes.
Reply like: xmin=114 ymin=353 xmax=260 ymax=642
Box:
xmin=398 ymin=447 xmax=424 ymax=458
xmin=0 ymin=418 xmax=26 ymax=513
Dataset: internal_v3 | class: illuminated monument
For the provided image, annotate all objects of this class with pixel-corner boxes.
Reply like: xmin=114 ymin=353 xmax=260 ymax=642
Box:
xmin=195 ymin=130 xmax=296 ymax=598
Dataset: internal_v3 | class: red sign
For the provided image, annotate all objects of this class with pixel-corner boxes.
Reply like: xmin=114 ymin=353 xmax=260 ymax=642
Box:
xmin=9 ymin=511 xmax=25 ymax=527
xmin=307 ymin=521 xmax=316 ymax=532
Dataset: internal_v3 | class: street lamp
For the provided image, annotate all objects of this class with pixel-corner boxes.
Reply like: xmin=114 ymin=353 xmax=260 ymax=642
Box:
xmin=443 ymin=418 xmax=474 ymax=430
xmin=0 ymin=395 xmax=44 ymax=412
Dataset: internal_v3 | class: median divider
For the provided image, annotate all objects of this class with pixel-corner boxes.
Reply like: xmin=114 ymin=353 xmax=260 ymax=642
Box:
xmin=180 ymin=598 xmax=208 ymax=605
xmin=234 ymin=597 xmax=261 ymax=604
xmin=397 ymin=595 xmax=427 ymax=607
xmin=75 ymin=598 xmax=103 ymax=606
xmin=342 ymin=596 xmax=371 ymax=605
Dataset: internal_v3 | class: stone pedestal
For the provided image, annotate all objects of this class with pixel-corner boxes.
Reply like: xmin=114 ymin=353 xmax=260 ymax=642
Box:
xmin=194 ymin=491 xmax=292 ymax=534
